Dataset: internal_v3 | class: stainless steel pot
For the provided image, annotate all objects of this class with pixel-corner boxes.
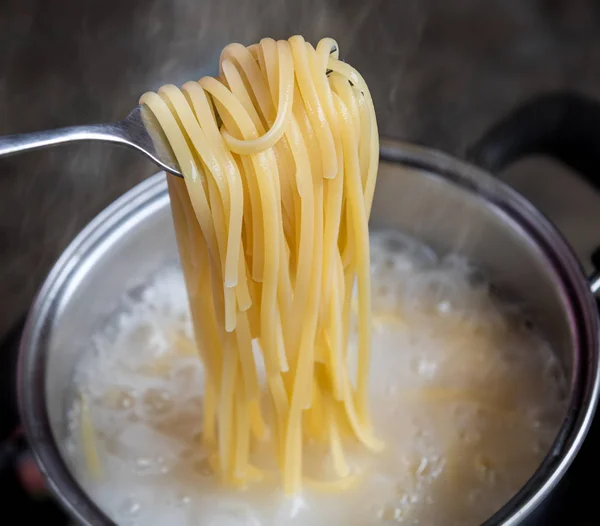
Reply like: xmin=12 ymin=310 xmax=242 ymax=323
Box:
xmin=17 ymin=94 xmax=600 ymax=525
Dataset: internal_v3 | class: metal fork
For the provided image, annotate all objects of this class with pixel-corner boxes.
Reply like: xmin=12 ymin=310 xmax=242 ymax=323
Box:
xmin=0 ymin=105 xmax=182 ymax=177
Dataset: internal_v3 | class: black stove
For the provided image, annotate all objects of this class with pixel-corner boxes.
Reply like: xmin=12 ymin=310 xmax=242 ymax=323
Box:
xmin=0 ymin=318 xmax=69 ymax=523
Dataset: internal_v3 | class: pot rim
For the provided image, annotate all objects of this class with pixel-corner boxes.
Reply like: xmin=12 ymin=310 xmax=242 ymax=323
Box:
xmin=18 ymin=138 xmax=600 ymax=526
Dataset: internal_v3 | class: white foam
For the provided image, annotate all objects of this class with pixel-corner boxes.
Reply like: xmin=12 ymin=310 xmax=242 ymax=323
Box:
xmin=66 ymin=230 xmax=567 ymax=526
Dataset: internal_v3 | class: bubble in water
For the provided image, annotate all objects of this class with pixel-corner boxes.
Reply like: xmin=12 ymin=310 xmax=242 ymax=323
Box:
xmin=118 ymin=496 xmax=141 ymax=519
xmin=386 ymin=385 xmax=399 ymax=396
xmin=143 ymin=388 xmax=174 ymax=416
xmin=104 ymin=389 xmax=135 ymax=410
xmin=132 ymin=456 xmax=169 ymax=476
xmin=467 ymin=489 xmax=482 ymax=505
xmin=157 ymin=456 xmax=169 ymax=474
xmin=415 ymin=455 xmax=444 ymax=479
xmin=416 ymin=359 xmax=437 ymax=378
xmin=458 ymin=427 xmax=481 ymax=445
xmin=377 ymin=504 xmax=403 ymax=522
xmin=474 ymin=455 xmax=497 ymax=485
xmin=207 ymin=502 xmax=261 ymax=526
xmin=194 ymin=456 xmax=214 ymax=476
xmin=121 ymin=394 xmax=135 ymax=409
xmin=416 ymin=458 xmax=429 ymax=477
xmin=168 ymin=491 xmax=192 ymax=507
xmin=127 ymin=324 xmax=154 ymax=346
xmin=134 ymin=457 xmax=154 ymax=475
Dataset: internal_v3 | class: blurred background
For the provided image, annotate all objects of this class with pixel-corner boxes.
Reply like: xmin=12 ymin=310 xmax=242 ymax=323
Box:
xmin=0 ymin=0 xmax=599 ymax=523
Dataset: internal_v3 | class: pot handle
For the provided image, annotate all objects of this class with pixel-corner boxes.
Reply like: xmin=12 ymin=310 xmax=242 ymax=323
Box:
xmin=467 ymin=91 xmax=600 ymax=297
xmin=592 ymin=248 xmax=600 ymax=302
xmin=467 ymin=91 xmax=600 ymax=190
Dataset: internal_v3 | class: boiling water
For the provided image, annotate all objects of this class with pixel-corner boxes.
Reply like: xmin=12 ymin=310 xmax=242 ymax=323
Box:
xmin=65 ymin=231 xmax=567 ymax=526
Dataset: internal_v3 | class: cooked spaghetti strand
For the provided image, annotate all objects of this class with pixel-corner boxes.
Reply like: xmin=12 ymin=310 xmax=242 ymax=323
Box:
xmin=141 ymin=36 xmax=380 ymax=494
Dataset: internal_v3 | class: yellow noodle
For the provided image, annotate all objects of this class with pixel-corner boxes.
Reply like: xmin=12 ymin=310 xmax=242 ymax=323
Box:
xmin=80 ymin=393 xmax=101 ymax=480
xmin=140 ymin=36 xmax=380 ymax=494
xmin=222 ymin=40 xmax=294 ymax=155
xmin=325 ymin=393 xmax=350 ymax=478
xmin=304 ymin=473 xmax=362 ymax=493
xmin=333 ymin=92 xmax=372 ymax=429
xmin=233 ymin=380 xmax=251 ymax=484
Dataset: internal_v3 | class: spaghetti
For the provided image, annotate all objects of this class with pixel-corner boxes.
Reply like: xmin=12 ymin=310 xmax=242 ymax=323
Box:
xmin=140 ymin=35 xmax=381 ymax=494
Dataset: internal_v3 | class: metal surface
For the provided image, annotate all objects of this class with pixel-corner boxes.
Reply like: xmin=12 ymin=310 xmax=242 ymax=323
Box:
xmin=17 ymin=140 xmax=600 ymax=525
xmin=591 ymin=271 xmax=600 ymax=299
xmin=0 ymin=105 xmax=182 ymax=177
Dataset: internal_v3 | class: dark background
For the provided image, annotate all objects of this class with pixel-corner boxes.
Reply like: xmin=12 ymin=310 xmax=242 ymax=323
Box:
xmin=0 ymin=0 xmax=599 ymax=524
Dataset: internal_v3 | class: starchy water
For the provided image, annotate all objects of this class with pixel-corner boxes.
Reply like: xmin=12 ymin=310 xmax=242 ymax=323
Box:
xmin=65 ymin=230 xmax=567 ymax=526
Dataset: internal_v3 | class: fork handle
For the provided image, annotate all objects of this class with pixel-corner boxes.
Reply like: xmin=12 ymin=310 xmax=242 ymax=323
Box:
xmin=0 ymin=123 xmax=127 ymax=159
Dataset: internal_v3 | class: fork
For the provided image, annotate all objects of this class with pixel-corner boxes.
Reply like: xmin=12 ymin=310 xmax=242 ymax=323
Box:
xmin=0 ymin=105 xmax=182 ymax=177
